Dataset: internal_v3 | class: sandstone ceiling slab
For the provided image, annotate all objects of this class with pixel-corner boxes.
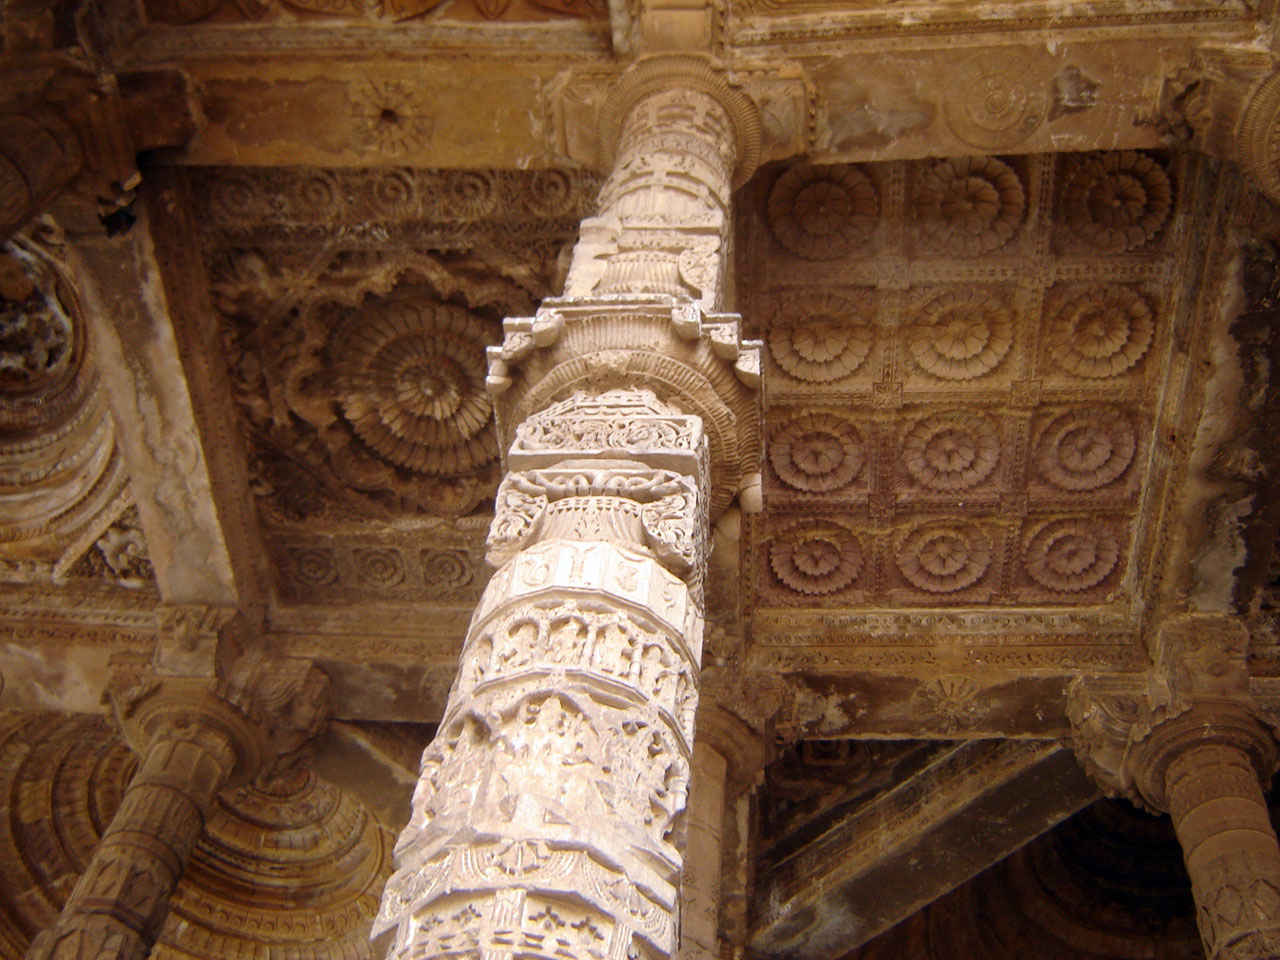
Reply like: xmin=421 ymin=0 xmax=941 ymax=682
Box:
xmin=737 ymin=149 xmax=1225 ymax=686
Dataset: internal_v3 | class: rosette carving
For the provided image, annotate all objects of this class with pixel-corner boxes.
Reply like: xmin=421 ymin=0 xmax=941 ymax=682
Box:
xmin=1024 ymin=519 xmax=1121 ymax=592
xmin=767 ymin=163 xmax=878 ymax=260
xmin=770 ymin=524 xmax=863 ymax=595
xmin=914 ymin=156 xmax=1026 ymax=256
xmin=1049 ymin=287 xmax=1154 ymax=379
xmin=1035 ymin=407 xmax=1137 ymax=491
xmin=768 ymin=413 xmax=865 ymax=493
xmin=354 ymin=547 xmax=405 ymax=587
xmin=769 ymin=293 xmax=874 ymax=383
xmin=896 ymin=522 xmax=993 ymax=594
xmin=908 ymin=290 xmax=1013 ymax=380
xmin=334 ymin=300 xmax=496 ymax=476
xmin=902 ymin=411 xmax=1000 ymax=491
xmin=1061 ymin=151 xmax=1172 ymax=252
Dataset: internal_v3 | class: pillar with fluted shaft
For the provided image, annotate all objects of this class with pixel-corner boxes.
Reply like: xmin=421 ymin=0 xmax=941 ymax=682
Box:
xmin=1133 ymin=705 xmax=1280 ymax=960
xmin=26 ymin=649 xmax=329 ymax=960
xmin=1069 ymin=615 xmax=1280 ymax=960
xmin=374 ymin=55 xmax=763 ymax=960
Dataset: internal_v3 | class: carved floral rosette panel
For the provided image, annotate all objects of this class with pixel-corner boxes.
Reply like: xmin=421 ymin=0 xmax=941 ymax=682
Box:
xmin=204 ymin=167 xmax=596 ymax=533
xmin=744 ymin=150 xmax=1187 ymax=623
xmin=379 ymin=390 xmax=709 ymax=960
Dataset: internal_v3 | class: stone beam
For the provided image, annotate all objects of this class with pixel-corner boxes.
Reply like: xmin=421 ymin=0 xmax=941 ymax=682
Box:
xmin=122 ymin=33 xmax=1230 ymax=171
xmin=60 ymin=167 xmax=267 ymax=611
xmin=749 ymin=739 xmax=1098 ymax=960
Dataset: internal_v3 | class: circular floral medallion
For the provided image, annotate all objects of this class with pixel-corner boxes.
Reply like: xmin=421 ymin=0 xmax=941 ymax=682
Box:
xmin=422 ymin=548 xmax=473 ymax=590
xmin=291 ymin=547 xmax=338 ymax=586
xmin=769 ymin=294 xmax=874 ymax=383
xmin=914 ymin=156 xmax=1026 ymax=256
xmin=335 ymin=300 xmax=496 ymax=476
xmin=524 ymin=169 xmax=574 ymax=217
xmin=769 ymin=413 xmax=865 ymax=493
xmin=909 ymin=290 xmax=1013 ymax=381
xmin=770 ymin=526 xmax=862 ymax=595
xmin=1024 ymin=519 xmax=1120 ymax=592
xmin=1035 ymin=407 xmax=1137 ymax=491
xmin=1061 ymin=151 xmax=1172 ymax=252
xmin=896 ymin=522 xmax=993 ymax=594
xmin=354 ymin=547 xmax=405 ymax=588
xmin=1050 ymin=287 xmax=1154 ymax=379
xmin=371 ymin=169 xmax=417 ymax=216
xmin=767 ymin=164 xmax=879 ymax=260
xmin=903 ymin=411 xmax=1001 ymax=491
xmin=442 ymin=170 xmax=497 ymax=218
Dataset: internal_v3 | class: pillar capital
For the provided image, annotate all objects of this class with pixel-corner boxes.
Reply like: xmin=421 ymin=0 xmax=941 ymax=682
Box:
xmin=599 ymin=55 xmax=763 ymax=190
xmin=0 ymin=60 xmax=198 ymax=244
xmin=1067 ymin=614 xmax=1273 ymax=810
xmin=109 ymin=650 xmax=330 ymax=790
xmin=1156 ymin=46 xmax=1280 ymax=203
xmin=1068 ymin=614 xmax=1280 ymax=960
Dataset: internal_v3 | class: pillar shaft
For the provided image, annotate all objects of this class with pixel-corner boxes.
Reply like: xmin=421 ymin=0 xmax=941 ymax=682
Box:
xmin=376 ymin=66 xmax=759 ymax=960
xmin=679 ymin=741 xmax=727 ymax=960
xmin=565 ymin=82 xmax=736 ymax=311
xmin=25 ymin=720 xmax=237 ymax=960
xmin=1165 ymin=741 xmax=1280 ymax=960
xmin=377 ymin=390 xmax=709 ymax=960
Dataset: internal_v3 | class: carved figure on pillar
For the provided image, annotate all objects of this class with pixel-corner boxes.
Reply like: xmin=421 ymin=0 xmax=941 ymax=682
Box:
xmin=375 ymin=55 xmax=764 ymax=960
xmin=26 ymin=653 xmax=329 ymax=960
xmin=1068 ymin=615 xmax=1280 ymax=960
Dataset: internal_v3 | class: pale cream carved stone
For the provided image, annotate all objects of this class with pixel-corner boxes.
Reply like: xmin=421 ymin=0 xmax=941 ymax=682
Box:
xmin=377 ymin=388 xmax=709 ymax=960
xmin=376 ymin=58 xmax=764 ymax=960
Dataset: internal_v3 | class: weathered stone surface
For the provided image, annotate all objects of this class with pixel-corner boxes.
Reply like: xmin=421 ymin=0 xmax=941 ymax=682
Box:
xmin=750 ymin=740 xmax=1098 ymax=959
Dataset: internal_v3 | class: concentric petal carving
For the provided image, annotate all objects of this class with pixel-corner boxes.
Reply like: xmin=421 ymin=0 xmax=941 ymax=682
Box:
xmin=914 ymin=156 xmax=1026 ymax=256
xmin=902 ymin=411 xmax=1000 ymax=491
xmin=767 ymin=163 xmax=879 ymax=260
xmin=442 ymin=170 xmax=498 ymax=218
xmin=908 ymin=290 xmax=1013 ymax=380
xmin=770 ymin=525 xmax=862 ymax=595
xmin=1061 ymin=151 xmax=1172 ymax=252
xmin=1050 ymin=287 xmax=1154 ymax=379
xmin=896 ymin=522 xmax=993 ymax=594
xmin=770 ymin=293 xmax=874 ymax=382
xmin=335 ymin=300 xmax=496 ymax=476
xmin=769 ymin=413 xmax=865 ymax=493
xmin=1025 ymin=519 xmax=1120 ymax=592
xmin=1035 ymin=407 xmax=1137 ymax=491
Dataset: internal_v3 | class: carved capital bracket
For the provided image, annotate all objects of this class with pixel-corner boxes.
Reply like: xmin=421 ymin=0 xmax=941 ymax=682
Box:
xmin=1 ymin=60 xmax=198 ymax=243
xmin=487 ymin=301 xmax=762 ymax=519
xmin=109 ymin=651 xmax=331 ymax=788
xmin=1153 ymin=46 xmax=1280 ymax=203
xmin=1068 ymin=614 xmax=1274 ymax=810
xmin=153 ymin=603 xmax=253 ymax=678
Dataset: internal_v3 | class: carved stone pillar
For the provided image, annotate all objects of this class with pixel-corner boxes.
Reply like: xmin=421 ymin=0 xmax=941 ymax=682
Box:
xmin=1068 ymin=615 xmax=1280 ymax=960
xmin=375 ymin=56 xmax=763 ymax=960
xmin=680 ymin=740 xmax=727 ymax=960
xmin=1133 ymin=707 xmax=1280 ymax=960
xmin=26 ymin=657 xmax=329 ymax=960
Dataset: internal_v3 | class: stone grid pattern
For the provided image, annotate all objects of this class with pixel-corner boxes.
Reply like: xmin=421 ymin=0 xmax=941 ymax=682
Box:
xmin=741 ymin=151 xmax=1188 ymax=609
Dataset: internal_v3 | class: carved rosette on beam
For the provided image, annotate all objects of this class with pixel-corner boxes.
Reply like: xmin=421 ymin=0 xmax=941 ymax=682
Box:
xmin=376 ymin=55 xmax=764 ymax=960
xmin=25 ymin=652 xmax=329 ymax=960
xmin=1068 ymin=615 xmax=1280 ymax=960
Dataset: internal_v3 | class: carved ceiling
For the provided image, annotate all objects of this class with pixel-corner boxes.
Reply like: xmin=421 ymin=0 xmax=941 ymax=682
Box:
xmin=5 ymin=0 xmax=1280 ymax=950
